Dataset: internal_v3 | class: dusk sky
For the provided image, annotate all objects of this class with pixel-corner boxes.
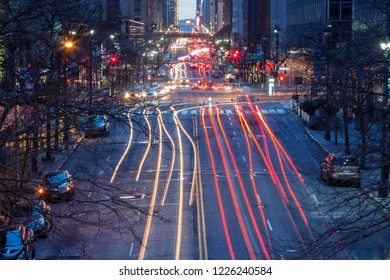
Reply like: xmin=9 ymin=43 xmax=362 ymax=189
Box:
xmin=178 ymin=0 xmax=196 ymax=19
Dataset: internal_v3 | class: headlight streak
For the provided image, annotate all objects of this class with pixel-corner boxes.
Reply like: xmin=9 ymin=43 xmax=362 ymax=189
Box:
xmin=208 ymin=106 xmax=257 ymax=260
xmin=236 ymin=107 xmax=274 ymax=258
xmin=216 ymin=109 xmax=271 ymax=260
xmin=138 ymin=110 xmax=163 ymax=260
xmin=172 ymin=106 xmax=208 ymax=259
xmin=135 ymin=110 xmax=152 ymax=182
xmin=201 ymin=108 xmax=236 ymax=260
xmin=171 ymin=107 xmax=198 ymax=206
xmin=157 ymin=108 xmax=176 ymax=206
xmin=172 ymin=111 xmax=185 ymax=260
xmin=110 ymin=109 xmax=134 ymax=183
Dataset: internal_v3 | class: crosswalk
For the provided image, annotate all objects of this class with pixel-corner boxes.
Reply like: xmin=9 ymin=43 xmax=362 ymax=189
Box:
xmin=178 ymin=108 xmax=286 ymax=115
xmin=130 ymin=108 xmax=286 ymax=116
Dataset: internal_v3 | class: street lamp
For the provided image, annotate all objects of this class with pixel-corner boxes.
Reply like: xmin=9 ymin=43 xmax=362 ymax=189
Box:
xmin=273 ymin=24 xmax=281 ymax=65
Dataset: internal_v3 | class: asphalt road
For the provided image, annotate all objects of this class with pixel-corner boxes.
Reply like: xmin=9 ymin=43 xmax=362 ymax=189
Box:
xmin=35 ymin=87 xmax=390 ymax=260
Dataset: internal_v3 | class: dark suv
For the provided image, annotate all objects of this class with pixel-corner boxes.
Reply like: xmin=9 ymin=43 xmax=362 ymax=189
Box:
xmin=38 ymin=170 xmax=75 ymax=201
xmin=320 ymin=154 xmax=360 ymax=187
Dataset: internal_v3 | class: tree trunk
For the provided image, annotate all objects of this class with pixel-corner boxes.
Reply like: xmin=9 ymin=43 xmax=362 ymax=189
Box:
xmin=378 ymin=110 xmax=389 ymax=198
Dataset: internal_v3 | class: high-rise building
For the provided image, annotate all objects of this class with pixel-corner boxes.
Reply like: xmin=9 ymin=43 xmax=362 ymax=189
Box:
xmin=162 ymin=0 xmax=178 ymax=29
xmin=231 ymin=0 xmax=269 ymax=50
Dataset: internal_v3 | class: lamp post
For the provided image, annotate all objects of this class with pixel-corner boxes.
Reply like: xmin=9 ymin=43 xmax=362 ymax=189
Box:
xmin=273 ymin=25 xmax=280 ymax=66
xmin=378 ymin=40 xmax=390 ymax=198
xmin=270 ymin=25 xmax=281 ymax=95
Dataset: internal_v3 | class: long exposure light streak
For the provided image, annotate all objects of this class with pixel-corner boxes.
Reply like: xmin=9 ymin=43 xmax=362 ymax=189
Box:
xmin=239 ymin=109 xmax=310 ymax=257
xmin=173 ymin=112 xmax=185 ymax=260
xmin=201 ymin=109 xmax=235 ymax=259
xmin=158 ymin=108 xmax=176 ymax=206
xmin=138 ymin=113 xmax=163 ymax=260
xmin=216 ymin=110 xmax=271 ymax=259
xmin=172 ymin=107 xmax=198 ymax=206
xmin=208 ymin=107 xmax=257 ymax=260
xmin=135 ymin=111 xmax=152 ymax=182
xmin=110 ymin=110 xmax=134 ymax=183
xmin=236 ymin=108 xmax=274 ymax=257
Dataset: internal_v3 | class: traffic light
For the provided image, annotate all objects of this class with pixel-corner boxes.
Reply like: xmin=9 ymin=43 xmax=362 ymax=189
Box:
xmin=231 ymin=50 xmax=239 ymax=60
xmin=110 ymin=54 xmax=118 ymax=65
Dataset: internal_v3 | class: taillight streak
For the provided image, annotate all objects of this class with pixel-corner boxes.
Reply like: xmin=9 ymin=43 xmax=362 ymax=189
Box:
xmin=201 ymin=109 xmax=236 ymax=259
xmin=209 ymin=109 xmax=257 ymax=260
xmin=254 ymin=105 xmax=324 ymax=258
xmin=237 ymin=112 xmax=274 ymax=257
xmin=217 ymin=111 xmax=271 ymax=259
xmin=239 ymin=113 xmax=288 ymax=202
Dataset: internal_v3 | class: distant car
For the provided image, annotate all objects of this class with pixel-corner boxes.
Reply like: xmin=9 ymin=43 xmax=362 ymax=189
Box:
xmin=9 ymin=200 xmax=52 ymax=237
xmin=38 ymin=170 xmax=75 ymax=201
xmin=320 ymin=154 xmax=360 ymax=186
xmin=191 ymin=83 xmax=200 ymax=90
xmin=84 ymin=115 xmax=109 ymax=137
xmin=180 ymin=78 xmax=190 ymax=85
xmin=201 ymin=97 xmax=220 ymax=113
xmin=0 ymin=225 xmax=36 ymax=260
xmin=157 ymin=69 xmax=166 ymax=77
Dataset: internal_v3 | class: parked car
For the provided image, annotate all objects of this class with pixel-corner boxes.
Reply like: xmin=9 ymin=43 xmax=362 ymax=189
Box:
xmin=8 ymin=200 xmax=52 ymax=237
xmin=320 ymin=154 xmax=361 ymax=186
xmin=84 ymin=115 xmax=109 ymax=137
xmin=0 ymin=225 xmax=36 ymax=260
xmin=38 ymin=170 xmax=75 ymax=201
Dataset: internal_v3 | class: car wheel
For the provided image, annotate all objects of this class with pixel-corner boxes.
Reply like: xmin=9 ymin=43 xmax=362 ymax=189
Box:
xmin=325 ymin=172 xmax=332 ymax=185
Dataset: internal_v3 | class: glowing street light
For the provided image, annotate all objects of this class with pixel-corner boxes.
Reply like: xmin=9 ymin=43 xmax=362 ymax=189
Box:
xmin=64 ymin=41 xmax=74 ymax=49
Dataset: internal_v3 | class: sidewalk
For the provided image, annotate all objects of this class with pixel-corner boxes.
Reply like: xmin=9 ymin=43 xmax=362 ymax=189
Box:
xmin=23 ymin=132 xmax=84 ymax=193
xmin=290 ymin=102 xmax=390 ymax=215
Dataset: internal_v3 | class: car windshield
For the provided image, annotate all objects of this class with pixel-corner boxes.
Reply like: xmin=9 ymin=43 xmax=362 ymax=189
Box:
xmin=87 ymin=116 xmax=104 ymax=125
xmin=44 ymin=172 xmax=67 ymax=184
xmin=0 ymin=230 xmax=23 ymax=247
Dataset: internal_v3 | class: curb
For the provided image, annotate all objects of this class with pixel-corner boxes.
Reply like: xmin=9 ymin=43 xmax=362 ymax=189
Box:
xmin=56 ymin=135 xmax=85 ymax=170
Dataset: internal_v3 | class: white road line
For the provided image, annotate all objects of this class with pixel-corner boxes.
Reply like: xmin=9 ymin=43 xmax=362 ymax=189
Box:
xmin=267 ymin=220 xmax=273 ymax=231
xmin=312 ymin=194 xmax=319 ymax=205
xmin=129 ymin=243 xmax=134 ymax=256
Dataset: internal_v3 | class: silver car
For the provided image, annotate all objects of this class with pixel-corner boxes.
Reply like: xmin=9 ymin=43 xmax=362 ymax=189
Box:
xmin=320 ymin=154 xmax=360 ymax=187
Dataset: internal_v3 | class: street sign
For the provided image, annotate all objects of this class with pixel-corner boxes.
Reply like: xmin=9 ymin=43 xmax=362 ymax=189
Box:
xmin=246 ymin=53 xmax=263 ymax=60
